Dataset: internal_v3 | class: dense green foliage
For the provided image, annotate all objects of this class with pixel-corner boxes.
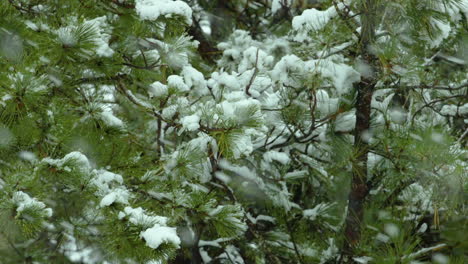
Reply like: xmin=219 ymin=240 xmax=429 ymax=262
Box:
xmin=0 ymin=0 xmax=467 ymax=263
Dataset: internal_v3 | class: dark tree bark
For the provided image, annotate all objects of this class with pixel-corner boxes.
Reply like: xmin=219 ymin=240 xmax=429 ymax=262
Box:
xmin=188 ymin=18 xmax=219 ymax=63
xmin=342 ymin=0 xmax=379 ymax=259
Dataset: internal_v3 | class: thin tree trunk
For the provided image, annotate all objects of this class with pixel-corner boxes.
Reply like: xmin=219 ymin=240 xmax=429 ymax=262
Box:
xmin=343 ymin=0 xmax=378 ymax=259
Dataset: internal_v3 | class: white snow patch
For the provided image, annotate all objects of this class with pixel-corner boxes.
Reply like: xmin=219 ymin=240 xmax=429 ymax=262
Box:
xmin=428 ymin=19 xmax=451 ymax=48
xmin=167 ymin=75 xmax=189 ymax=92
xmin=92 ymin=170 xmax=131 ymax=207
xmin=84 ymin=16 xmax=114 ymax=57
xmin=148 ymin=81 xmax=168 ymax=97
xmin=441 ymin=103 xmax=468 ymax=116
xmin=120 ymin=207 xmax=167 ymax=226
xmin=140 ymin=226 xmax=181 ymax=249
xmin=315 ymin=89 xmax=339 ymax=116
xmin=135 ymin=0 xmax=192 ymax=25
xmin=305 ymin=59 xmax=360 ymax=95
xmin=42 ymin=151 xmax=91 ymax=173
xmin=12 ymin=191 xmax=53 ymax=217
xmin=238 ymin=47 xmax=274 ymax=73
xmin=232 ymin=133 xmax=254 ymax=158
xmin=18 ymin=151 xmax=37 ymax=162
xmin=353 ymin=256 xmax=373 ymax=264
xmin=263 ymin=151 xmax=290 ymax=164
xmin=284 ymin=170 xmax=308 ymax=180
xmin=100 ymin=109 xmax=124 ymax=128
xmin=119 ymin=206 xmax=180 ymax=249
xmin=334 ymin=110 xmax=356 ymax=132
xmin=181 ymin=114 xmax=200 ymax=131
xmin=292 ymin=4 xmax=344 ymax=41
xmin=303 ymin=203 xmax=333 ymax=221
xmin=99 ymin=188 xmax=130 ymax=207
xmin=271 ymin=55 xmax=305 ymax=86
xmin=181 ymin=66 xmax=207 ymax=91
xmin=384 ymin=223 xmax=399 ymax=238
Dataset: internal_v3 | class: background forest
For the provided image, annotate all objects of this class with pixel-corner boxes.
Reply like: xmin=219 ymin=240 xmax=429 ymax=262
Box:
xmin=0 ymin=0 xmax=467 ymax=263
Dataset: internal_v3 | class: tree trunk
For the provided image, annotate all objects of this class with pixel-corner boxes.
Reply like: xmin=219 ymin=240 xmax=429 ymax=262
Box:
xmin=343 ymin=0 xmax=378 ymax=259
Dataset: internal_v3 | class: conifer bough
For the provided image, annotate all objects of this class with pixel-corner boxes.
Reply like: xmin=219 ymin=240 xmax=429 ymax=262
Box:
xmin=0 ymin=0 xmax=467 ymax=263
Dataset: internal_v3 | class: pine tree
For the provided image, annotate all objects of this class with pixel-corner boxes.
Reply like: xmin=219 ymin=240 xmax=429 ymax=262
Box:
xmin=0 ymin=0 xmax=467 ymax=263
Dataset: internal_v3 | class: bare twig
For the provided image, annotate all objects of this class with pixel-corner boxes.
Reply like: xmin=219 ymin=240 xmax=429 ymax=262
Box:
xmin=245 ymin=48 xmax=260 ymax=96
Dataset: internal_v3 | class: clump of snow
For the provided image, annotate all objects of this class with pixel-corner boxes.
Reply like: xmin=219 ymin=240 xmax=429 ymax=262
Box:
xmin=384 ymin=223 xmax=399 ymax=238
xmin=208 ymin=71 xmax=241 ymax=96
xmin=354 ymin=58 xmax=375 ymax=79
xmin=305 ymin=58 xmax=360 ymax=95
xmin=150 ymin=37 xmax=192 ymax=69
xmin=417 ymin=223 xmax=428 ymax=233
xmin=162 ymin=104 xmax=178 ymax=119
xmin=119 ymin=207 xmax=180 ymax=249
xmin=12 ymin=191 xmax=53 ymax=217
xmin=320 ymin=238 xmax=338 ymax=263
xmin=199 ymin=19 xmax=211 ymax=36
xmin=100 ymin=108 xmax=124 ymax=128
xmin=1 ymin=94 xmax=13 ymax=103
xmin=181 ymin=114 xmax=200 ymax=131
xmin=238 ymin=47 xmax=274 ymax=73
xmin=246 ymin=213 xmax=275 ymax=224
xmin=263 ymin=151 xmax=290 ymax=164
xmin=218 ymin=160 xmax=259 ymax=183
xmin=119 ymin=207 xmax=168 ymax=226
xmin=140 ymin=226 xmax=181 ymax=249
xmin=24 ymin=20 xmax=50 ymax=32
xmin=441 ymin=103 xmax=468 ymax=116
xmin=334 ymin=110 xmax=356 ymax=132
xmin=92 ymin=170 xmax=131 ymax=207
xmin=315 ymin=90 xmax=339 ymax=116
xmin=217 ymin=30 xmax=258 ymax=71
xmin=55 ymin=17 xmax=114 ymax=57
xmin=438 ymin=0 xmax=468 ymax=22
xmin=261 ymin=91 xmax=281 ymax=109
xmin=93 ymin=170 xmax=123 ymax=187
xmin=388 ymin=107 xmax=407 ymax=124
xmin=303 ymin=203 xmax=333 ymax=221
xmin=148 ymin=81 xmax=168 ymax=97
xmin=268 ymin=182 xmax=299 ymax=212
xmin=399 ymin=183 xmax=433 ymax=212
xmin=271 ymin=0 xmax=289 ymax=14
xmin=99 ymin=188 xmax=131 ymax=207
xmin=293 ymin=8 xmax=334 ymax=31
xmin=18 ymin=151 xmax=37 ymax=162
xmin=432 ymin=253 xmax=449 ymax=264
xmin=218 ymin=245 xmax=245 ymax=264
xmin=292 ymin=4 xmax=342 ymax=41
xmin=271 ymin=55 xmax=305 ymax=86
xmin=42 ymin=151 xmax=91 ymax=173
xmin=56 ymin=27 xmax=78 ymax=47
xmin=200 ymin=98 xmax=263 ymax=158
xmin=135 ymin=0 xmax=192 ymax=25
xmin=42 ymin=152 xmax=131 ymax=207
xmin=371 ymin=90 xmax=394 ymax=112
xmin=284 ymin=170 xmax=308 ymax=180
xmin=167 ymin=75 xmax=189 ymax=92
xmin=84 ymin=16 xmax=114 ymax=57
xmin=232 ymin=133 xmax=254 ymax=159
xmin=181 ymin=66 xmax=207 ymax=95
xmin=187 ymin=133 xmax=216 ymax=153
xmin=427 ymin=19 xmax=451 ymax=48
xmin=376 ymin=233 xmax=390 ymax=243
xmin=218 ymin=30 xmax=254 ymax=53
xmin=353 ymin=256 xmax=373 ymax=264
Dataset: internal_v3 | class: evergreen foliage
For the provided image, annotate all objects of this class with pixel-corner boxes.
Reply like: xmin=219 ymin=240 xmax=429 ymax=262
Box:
xmin=0 ymin=0 xmax=467 ymax=263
